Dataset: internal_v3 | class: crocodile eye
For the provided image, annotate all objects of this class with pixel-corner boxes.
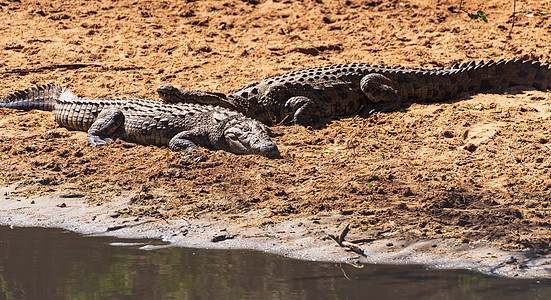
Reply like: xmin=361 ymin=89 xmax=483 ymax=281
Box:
xmin=226 ymin=132 xmax=238 ymax=140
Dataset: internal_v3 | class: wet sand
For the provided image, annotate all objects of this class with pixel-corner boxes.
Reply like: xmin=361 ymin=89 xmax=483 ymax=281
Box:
xmin=2 ymin=184 xmax=550 ymax=278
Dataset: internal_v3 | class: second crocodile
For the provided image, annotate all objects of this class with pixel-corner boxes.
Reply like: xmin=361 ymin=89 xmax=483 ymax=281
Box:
xmin=157 ymin=58 xmax=551 ymax=127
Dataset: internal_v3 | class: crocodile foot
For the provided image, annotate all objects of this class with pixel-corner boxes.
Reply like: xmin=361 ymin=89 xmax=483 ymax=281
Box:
xmin=284 ymin=96 xmax=321 ymax=127
xmin=87 ymin=135 xmax=114 ymax=146
xmin=169 ymin=138 xmax=199 ymax=152
xmin=360 ymin=73 xmax=402 ymax=107
xmin=86 ymin=108 xmax=124 ymax=146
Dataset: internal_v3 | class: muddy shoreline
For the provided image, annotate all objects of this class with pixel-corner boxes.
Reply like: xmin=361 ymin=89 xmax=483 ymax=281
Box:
xmin=1 ymin=184 xmax=550 ymax=279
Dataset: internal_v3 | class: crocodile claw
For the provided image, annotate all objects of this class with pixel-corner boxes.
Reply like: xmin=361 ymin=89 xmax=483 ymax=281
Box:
xmin=87 ymin=135 xmax=114 ymax=146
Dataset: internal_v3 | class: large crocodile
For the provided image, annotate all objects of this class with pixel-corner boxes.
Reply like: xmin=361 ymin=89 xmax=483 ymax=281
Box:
xmin=0 ymin=83 xmax=280 ymax=158
xmin=157 ymin=59 xmax=551 ymax=127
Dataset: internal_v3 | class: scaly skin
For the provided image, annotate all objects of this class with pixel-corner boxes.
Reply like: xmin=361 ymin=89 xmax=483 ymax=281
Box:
xmin=157 ymin=58 xmax=551 ymax=127
xmin=1 ymin=83 xmax=280 ymax=158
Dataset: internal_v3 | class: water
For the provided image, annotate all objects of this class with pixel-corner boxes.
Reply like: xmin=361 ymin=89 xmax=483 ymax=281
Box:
xmin=0 ymin=226 xmax=549 ymax=300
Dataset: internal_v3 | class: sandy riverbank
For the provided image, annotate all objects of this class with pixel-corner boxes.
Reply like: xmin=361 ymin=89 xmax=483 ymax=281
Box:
xmin=1 ymin=0 xmax=551 ymax=279
xmin=2 ymin=184 xmax=550 ymax=278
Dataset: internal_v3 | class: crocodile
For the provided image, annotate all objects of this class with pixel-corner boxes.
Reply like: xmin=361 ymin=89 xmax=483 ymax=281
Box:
xmin=157 ymin=59 xmax=551 ymax=127
xmin=0 ymin=83 xmax=280 ymax=158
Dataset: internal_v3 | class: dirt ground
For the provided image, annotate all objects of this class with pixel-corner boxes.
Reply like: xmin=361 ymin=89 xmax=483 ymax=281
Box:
xmin=1 ymin=0 xmax=551 ymax=259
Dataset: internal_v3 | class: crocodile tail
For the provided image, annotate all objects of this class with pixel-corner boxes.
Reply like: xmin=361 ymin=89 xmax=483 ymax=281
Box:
xmin=0 ymin=83 xmax=63 ymax=111
xmin=459 ymin=59 xmax=551 ymax=92
xmin=493 ymin=59 xmax=551 ymax=90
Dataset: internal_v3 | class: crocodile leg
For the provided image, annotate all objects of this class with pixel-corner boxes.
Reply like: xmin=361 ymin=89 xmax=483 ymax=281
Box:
xmin=168 ymin=130 xmax=206 ymax=152
xmin=284 ymin=96 xmax=321 ymax=127
xmin=359 ymin=73 xmax=402 ymax=113
xmin=87 ymin=108 xmax=124 ymax=146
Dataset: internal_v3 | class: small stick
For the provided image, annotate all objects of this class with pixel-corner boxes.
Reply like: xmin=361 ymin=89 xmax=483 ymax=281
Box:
xmin=4 ymin=63 xmax=103 ymax=74
xmin=329 ymin=224 xmax=366 ymax=256
xmin=339 ymin=264 xmax=352 ymax=280
xmin=509 ymin=0 xmax=517 ymax=38
xmin=515 ymin=10 xmax=551 ymax=16
xmin=349 ymin=237 xmax=376 ymax=244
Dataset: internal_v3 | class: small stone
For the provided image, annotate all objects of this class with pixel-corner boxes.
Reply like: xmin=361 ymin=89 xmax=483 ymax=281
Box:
xmin=212 ymin=234 xmax=237 ymax=243
xmin=464 ymin=143 xmax=477 ymax=152
xmin=442 ymin=130 xmax=454 ymax=138
xmin=506 ymin=256 xmax=518 ymax=264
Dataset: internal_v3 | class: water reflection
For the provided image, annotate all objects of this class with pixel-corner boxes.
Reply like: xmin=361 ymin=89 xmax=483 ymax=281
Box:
xmin=0 ymin=226 xmax=549 ymax=299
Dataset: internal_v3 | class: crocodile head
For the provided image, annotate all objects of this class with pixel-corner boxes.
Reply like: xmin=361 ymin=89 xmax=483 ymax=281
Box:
xmin=222 ymin=116 xmax=281 ymax=159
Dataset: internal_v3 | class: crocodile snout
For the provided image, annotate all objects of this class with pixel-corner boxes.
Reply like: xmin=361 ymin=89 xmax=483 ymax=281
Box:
xmin=261 ymin=142 xmax=281 ymax=159
xmin=250 ymin=138 xmax=280 ymax=159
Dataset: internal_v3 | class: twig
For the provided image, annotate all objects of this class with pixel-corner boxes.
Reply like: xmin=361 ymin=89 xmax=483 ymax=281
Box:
xmin=508 ymin=150 xmax=520 ymax=164
xmin=349 ymin=237 xmax=376 ymax=244
xmin=339 ymin=263 xmax=352 ymax=281
xmin=509 ymin=0 xmax=517 ymax=38
xmin=515 ymin=10 xmax=551 ymax=16
xmin=328 ymin=224 xmax=366 ymax=256
xmin=4 ymin=63 xmax=103 ymax=74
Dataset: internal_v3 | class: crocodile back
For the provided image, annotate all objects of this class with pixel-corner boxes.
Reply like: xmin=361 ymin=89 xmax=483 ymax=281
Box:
xmin=54 ymin=91 xmax=233 ymax=146
xmin=227 ymin=59 xmax=551 ymax=124
xmin=257 ymin=59 xmax=551 ymax=103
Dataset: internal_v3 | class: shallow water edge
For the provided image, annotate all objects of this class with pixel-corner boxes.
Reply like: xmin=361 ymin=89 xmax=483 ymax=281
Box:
xmin=4 ymin=225 xmax=551 ymax=299
xmin=1 ymin=184 xmax=550 ymax=279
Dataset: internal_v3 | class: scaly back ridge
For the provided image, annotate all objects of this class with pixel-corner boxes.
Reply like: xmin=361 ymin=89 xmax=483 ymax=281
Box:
xmin=0 ymin=83 xmax=63 ymax=111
